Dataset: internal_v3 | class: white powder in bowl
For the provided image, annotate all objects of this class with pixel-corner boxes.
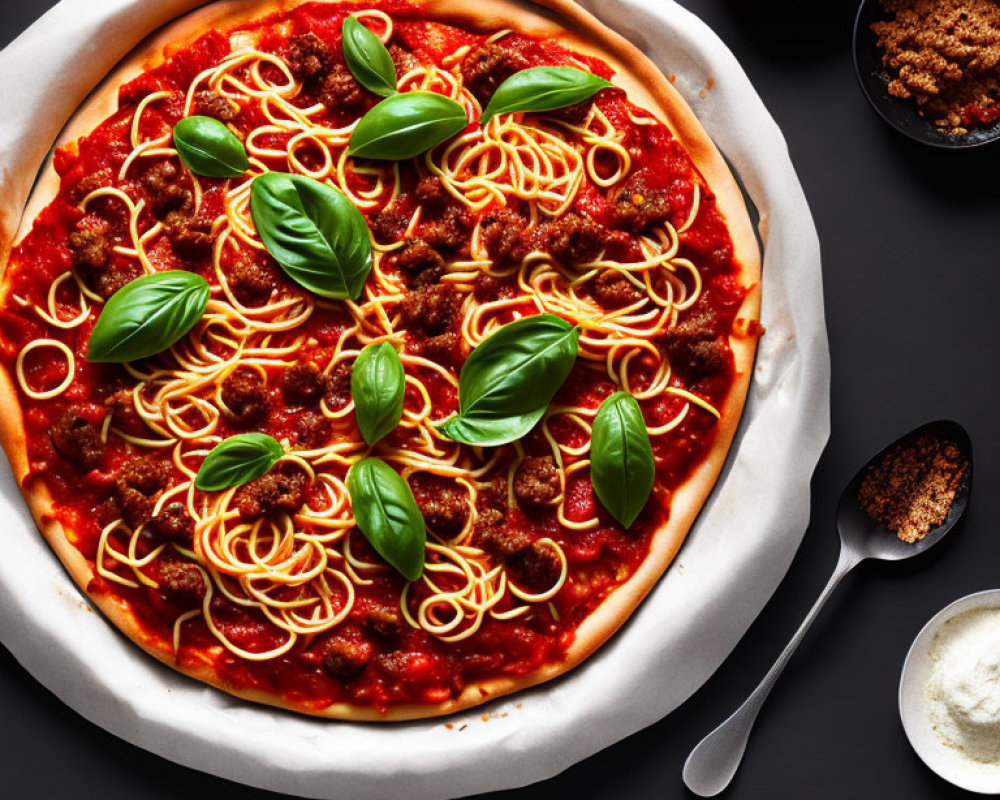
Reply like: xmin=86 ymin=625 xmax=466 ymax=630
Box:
xmin=927 ymin=606 xmax=1000 ymax=763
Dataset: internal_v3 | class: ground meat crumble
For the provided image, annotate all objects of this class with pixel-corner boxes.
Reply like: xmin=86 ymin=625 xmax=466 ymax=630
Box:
xmin=872 ymin=0 xmax=1000 ymax=133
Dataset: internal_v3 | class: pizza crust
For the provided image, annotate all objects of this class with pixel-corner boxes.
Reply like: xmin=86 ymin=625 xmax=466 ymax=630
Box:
xmin=0 ymin=0 xmax=760 ymax=721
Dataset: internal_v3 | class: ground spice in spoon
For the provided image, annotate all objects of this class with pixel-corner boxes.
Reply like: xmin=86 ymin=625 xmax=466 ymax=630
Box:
xmin=858 ymin=433 xmax=968 ymax=543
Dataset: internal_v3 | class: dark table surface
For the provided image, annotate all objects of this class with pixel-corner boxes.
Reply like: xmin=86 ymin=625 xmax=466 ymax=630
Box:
xmin=2 ymin=1 xmax=998 ymax=797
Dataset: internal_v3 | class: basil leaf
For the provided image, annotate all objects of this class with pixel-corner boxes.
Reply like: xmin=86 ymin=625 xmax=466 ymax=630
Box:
xmin=351 ymin=342 xmax=405 ymax=446
xmin=87 ymin=271 xmax=210 ymax=363
xmin=348 ymin=91 xmax=468 ymax=160
xmin=342 ymin=15 xmax=398 ymax=98
xmin=173 ymin=115 xmax=249 ymax=178
xmin=347 ymin=457 xmax=426 ymax=581
xmin=590 ymin=391 xmax=654 ymax=529
xmin=250 ymin=172 xmax=373 ymax=300
xmin=439 ymin=409 xmax=548 ymax=448
xmin=439 ymin=314 xmax=579 ymax=446
xmin=195 ymin=433 xmax=285 ymax=492
xmin=480 ymin=66 xmax=613 ymax=125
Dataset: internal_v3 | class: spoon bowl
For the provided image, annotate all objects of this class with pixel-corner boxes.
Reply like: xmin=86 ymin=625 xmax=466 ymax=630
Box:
xmin=683 ymin=420 xmax=973 ymax=797
xmin=853 ymin=0 xmax=1000 ymax=149
xmin=836 ymin=419 xmax=973 ymax=561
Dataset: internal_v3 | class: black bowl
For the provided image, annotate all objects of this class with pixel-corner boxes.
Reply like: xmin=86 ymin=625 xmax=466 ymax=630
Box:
xmin=853 ymin=0 xmax=1000 ymax=148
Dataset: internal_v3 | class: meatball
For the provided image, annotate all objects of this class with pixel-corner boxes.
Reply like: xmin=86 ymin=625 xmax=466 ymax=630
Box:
xmin=475 ymin=475 xmax=508 ymax=512
xmin=480 ymin=207 xmax=532 ymax=267
xmin=412 ymin=479 xmax=469 ymax=535
xmin=508 ymin=540 xmax=562 ymax=593
xmin=296 ymin=411 xmax=331 ymax=448
xmin=68 ymin=223 xmax=110 ymax=269
xmin=473 ymin=273 xmax=504 ymax=302
xmin=368 ymin=204 xmax=410 ymax=244
xmin=220 ymin=368 xmax=268 ymax=426
xmin=420 ymin=205 xmax=469 ymax=250
xmin=392 ymin=238 xmax=444 ymax=277
xmin=400 ymin=284 xmax=460 ymax=333
xmin=323 ymin=361 xmax=353 ymax=409
xmin=114 ymin=455 xmax=171 ymax=529
xmin=592 ymin=270 xmax=644 ymax=308
xmin=680 ymin=340 xmax=728 ymax=378
xmin=95 ymin=497 xmax=123 ymax=529
xmin=391 ymin=238 xmax=445 ymax=286
xmin=387 ymin=43 xmax=418 ymax=76
xmin=234 ymin=466 xmax=307 ymax=519
xmin=472 ymin=508 xmax=531 ymax=557
xmin=193 ymin=89 xmax=238 ymax=121
xmin=152 ymin=559 xmax=205 ymax=607
xmin=514 ymin=456 xmax=560 ymax=508
xmin=320 ymin=637 xmax=372 ymax=680
xmin=149 ymin=501 xmax=195 ymax=545
xmin=228 ymin=255 xmax=275 ymax=306
xmin=93 ymin=264 xmax=139 ymax=299
xmin=663 ymin=303 xmax=730 ymax=379
xmin=286 ymin=32 xmax=331 ymax=81
xmin=609 ymin=171 xmax=672 ymax=232
xmin=50 ymin=411 xmax=104 ymax=471
xmin=141 ymin=161 xmax=191 ymax=216
xmin=461 ymin=41 xmax=527 ymax=104
xmin=164 ymin=211 xmax=213 ymax=261
xmin=71 ymin=167 xmax=115 ymax=205
xmin=71 ymin=226 xmax=139 ymax=298
xmin=319 ymin=63 xmax=369 ymax=111
xmin=545 ymin=212 xmax=611 ymax=264
xmin=414 ymin=175 xmax=449 ymax=207
xmin=669 ymin=301 xmax=725 ymax=341
xmin=421 ymin=330 xmax=463 ymax=365
xmin=281 ymin=362 xmax=324 ymax=405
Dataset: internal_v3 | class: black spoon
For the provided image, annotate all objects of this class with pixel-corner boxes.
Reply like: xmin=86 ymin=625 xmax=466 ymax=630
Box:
xmin=852 ymin=0 xmax=1000 ymax=149
xmin=683 ymin=420 xmax=973 ymax=796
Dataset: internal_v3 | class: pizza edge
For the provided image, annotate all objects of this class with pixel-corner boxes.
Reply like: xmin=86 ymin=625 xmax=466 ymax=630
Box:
xmin=0 ymin=0 xmax=761 ymax=721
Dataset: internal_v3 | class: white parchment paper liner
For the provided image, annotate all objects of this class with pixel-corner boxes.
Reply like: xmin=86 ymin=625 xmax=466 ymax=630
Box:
xmin=0 ymin=1 xmax=829 ymax=797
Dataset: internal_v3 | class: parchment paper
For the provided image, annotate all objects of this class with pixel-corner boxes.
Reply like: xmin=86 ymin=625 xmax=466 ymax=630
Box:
xmin=0 ymin=1 xmax=829 ymax=797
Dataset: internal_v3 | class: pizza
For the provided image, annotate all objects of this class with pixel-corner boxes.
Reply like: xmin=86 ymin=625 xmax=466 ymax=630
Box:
xmin=0 ymin=0 xmax=761 ymax=720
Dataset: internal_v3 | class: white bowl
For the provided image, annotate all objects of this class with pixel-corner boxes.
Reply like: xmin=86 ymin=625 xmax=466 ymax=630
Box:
xmin=900 ymin=589 xmax=1000 ymax=794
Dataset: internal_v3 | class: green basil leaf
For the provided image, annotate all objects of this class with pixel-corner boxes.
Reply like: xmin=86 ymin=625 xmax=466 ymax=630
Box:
xmin=347 ymin=457 xmax=426 ymax=581
xmin=250 ymin=172 xmax=373 ymax=300
xmin=195 ymin=433 xmax=285 ymax=492
xmin=348 ymin=91 xmax=468 ymax=160
xmin=439 ymin=408 xmax=548 ymax=448
xmin=590 ymin=391 xmax=654 ymax=529
xmin=351 ymin=342 xmax=405 ymax=446
xmin=86 ymin=271 xmax=210 ymax=363
xmin=480 ymin=66 xmax=613 ymax=125
xmin=173 ymin=115 xmax=249 ymax=178
xmin=439 ymin=313 xmax=579 ymax=446
xmin=342 ymin=15 xmax=398 ymax=98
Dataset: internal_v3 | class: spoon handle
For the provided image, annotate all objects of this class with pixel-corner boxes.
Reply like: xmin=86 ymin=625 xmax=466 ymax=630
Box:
xmin=682 ymin=546 xmax=863 ymax=797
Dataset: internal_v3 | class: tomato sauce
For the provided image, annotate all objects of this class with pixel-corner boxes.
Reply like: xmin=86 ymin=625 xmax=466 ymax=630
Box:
xmin=960 ymin=99 xmax=1000 ymax=129
xmin=0 ymin=1 xmax=749 ymax=713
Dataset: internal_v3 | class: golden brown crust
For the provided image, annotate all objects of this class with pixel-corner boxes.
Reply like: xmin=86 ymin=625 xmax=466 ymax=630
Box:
xmin=0 ymin=0 xmax=761 ymax=722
